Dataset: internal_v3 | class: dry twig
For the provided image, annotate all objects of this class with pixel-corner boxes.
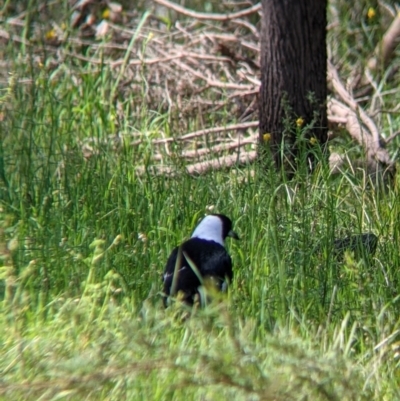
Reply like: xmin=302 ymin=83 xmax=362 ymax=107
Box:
xmin=153 ymin=0 xmax=261 ymax=21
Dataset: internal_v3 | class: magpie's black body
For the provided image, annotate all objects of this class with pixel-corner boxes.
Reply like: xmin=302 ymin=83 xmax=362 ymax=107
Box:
xmin=333 ymin=233 xmax=378 ymax=260
xmin=162 ymin=214 xmax=238 ymax=306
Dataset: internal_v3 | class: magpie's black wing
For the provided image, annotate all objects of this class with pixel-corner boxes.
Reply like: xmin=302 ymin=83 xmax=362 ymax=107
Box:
xmin=162 ymin=238 xmax=233 ymax=305
xmin=162 ymin=245 xmax=203 ymax=305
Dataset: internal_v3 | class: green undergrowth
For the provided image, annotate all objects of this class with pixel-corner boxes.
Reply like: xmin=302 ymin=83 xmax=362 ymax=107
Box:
xmin=1 ymin=0 xmax=400 ymax=399
xmin=0 ymin=292 xmax=377 ymax=400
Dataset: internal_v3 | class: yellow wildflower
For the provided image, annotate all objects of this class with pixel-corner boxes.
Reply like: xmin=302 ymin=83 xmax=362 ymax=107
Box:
xmin=263 ymin=133 xmax=271 ymax=142
xmin=45 ymin=29 xmax=57 ymax=41
xmin=296 ymin=117 xmax=304 ymax=128
xmin=102 ymin=8 xmax=111 ymax=19
xmin=310 ymin=137 xmax=318 ymax=145
xmin=367 ymin=7 xmax=376 ymax=20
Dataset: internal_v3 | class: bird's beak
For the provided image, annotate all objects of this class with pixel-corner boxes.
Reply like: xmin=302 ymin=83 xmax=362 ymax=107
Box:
xmin=228 ymin=230 xmax=239 ymax=240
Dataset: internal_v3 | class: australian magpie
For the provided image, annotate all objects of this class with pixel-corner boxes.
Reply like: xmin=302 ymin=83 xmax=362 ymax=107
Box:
xmin=162 ymin=214 xmax=239 ymax=306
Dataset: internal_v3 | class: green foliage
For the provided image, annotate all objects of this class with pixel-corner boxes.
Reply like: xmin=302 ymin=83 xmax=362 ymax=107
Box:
xmin=0 ymin=294 xmax=372 ymax=400
xmin=0 ymin=0 xmax=400 ymax=399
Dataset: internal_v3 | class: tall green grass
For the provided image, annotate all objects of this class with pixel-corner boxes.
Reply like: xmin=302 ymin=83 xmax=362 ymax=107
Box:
xmin=1 ymin=1 xmax=400 ymax=399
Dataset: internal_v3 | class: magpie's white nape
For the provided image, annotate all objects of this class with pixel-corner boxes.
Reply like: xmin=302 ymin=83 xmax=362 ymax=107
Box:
xmin=162 ymin=214 xmax=239 ymax=307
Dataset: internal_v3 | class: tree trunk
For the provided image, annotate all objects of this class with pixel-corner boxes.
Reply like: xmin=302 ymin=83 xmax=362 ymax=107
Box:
xmin=259 ymin=0 xmax=328 ymax=171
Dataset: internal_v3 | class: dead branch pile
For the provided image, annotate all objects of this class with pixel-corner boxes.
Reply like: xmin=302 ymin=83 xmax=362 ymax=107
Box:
xmin=2 ymin=0 xmax=399 ymax=176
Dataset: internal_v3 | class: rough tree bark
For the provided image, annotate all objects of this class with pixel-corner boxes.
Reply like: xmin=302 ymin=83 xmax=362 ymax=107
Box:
xmin=259 ymin=0 xmax=328 ymax=171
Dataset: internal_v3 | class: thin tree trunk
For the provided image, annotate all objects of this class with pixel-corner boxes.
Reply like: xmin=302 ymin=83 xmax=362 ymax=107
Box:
xmin=259 ymin=0 xmax=328 ymax=171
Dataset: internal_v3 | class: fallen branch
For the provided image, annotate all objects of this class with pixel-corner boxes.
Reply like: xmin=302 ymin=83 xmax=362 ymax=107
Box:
xmin=153 ymin=0 xmax=261 ymax=21
xmin=328 ymin=61 xmax=380 ymax=146
xmin=136 ymin=150 xmax=257 ymax=176
xmin=150 ymin=121 xmax=259 ymax=144
xmin=186 ymin=150 xmax=257 ymax=174
xmin=177 ymin=136 xmax=257 ymax=159
xmin=327 ymin=61 xmax=392 ymax=167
